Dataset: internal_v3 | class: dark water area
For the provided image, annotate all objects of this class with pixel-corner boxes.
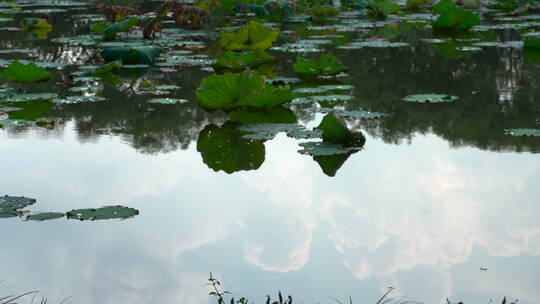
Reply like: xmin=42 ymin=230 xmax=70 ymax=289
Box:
xmin=1 ymin=0 xmax=540 ymax=303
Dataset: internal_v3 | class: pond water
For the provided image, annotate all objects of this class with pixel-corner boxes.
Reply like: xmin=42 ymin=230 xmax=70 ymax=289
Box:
xmin=1 ymin=0 xmax=540 ymax=303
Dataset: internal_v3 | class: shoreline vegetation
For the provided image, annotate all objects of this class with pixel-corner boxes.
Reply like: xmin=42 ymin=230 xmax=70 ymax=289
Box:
xmin=0 ymin=274 xmax=520 ymax=304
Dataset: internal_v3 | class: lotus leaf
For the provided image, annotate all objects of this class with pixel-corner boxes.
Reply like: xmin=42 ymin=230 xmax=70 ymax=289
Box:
xmin=197 ymin=122 xmax=266 ymax=174
xmin=7 ymin=92 xmax=58 ymax=102
xmin=298 ymin=141 xmax=361 ymax=156
xmin=26 ymin=212 xmax=65 ymax=221
xmin=432 ymin=5 xmax=480 ymax=31
xmin=214 ymin=51 xmax=274 ymax=72
xmin=147 ymin=98 xmax=188 ymax=104
xmin=103 ymin=17 xmax=139 ymax=40
xmin=219 ymin=21 xmax=279 ymax=51
xmin=196 ymin=71 xmax=292 ymax=110
xmin=0 ymin=61 xmax=52 ymax=83
xmin=229 ymin=107 xmax=297 ymax=125
xmin=293 ymin=52 xmax=346 ymax=77
xmin=66 ymin=205 xmax=139 ymax=221
xmin=367 ymin=0 xmax=400 ymax=19
xmin=0 ymin=195 xmax=37 ymax=211
xmin=20 ymin=18 xmax=52 ymax=30
xmin=101 ymin=46 xmax=163 ymax=65
xmin=0 ymin=119 xmax=33 ymax=128
xmin=504 ymin=129 xmax=540 ymax=137
xmin=402 ymin=94 xmax=458 ymax=103
xmin=524 ymin=38 xmax=540 ymax=49
xmin=315 ymin=112 xmax=366 ymax=147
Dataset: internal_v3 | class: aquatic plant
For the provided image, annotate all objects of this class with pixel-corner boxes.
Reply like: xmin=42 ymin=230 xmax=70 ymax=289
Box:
xmin=367 ymin=0 xmax=400 ymax=19
xmin=213 ymin=51 xmax=275 ymax=72
xmin=94 ymin=3 xmax=140 ymax=22
xmin=102 ymin=16 xmax=140 ymax=40
xmin=316 ymin=112 xmax=365 ymax=147
xmin=196 ymin=71 xmax=293 ymax=110
xmin=219 ymin=21 xmax=279 ymax=51
xmin=0 ymin=61 xmax=52 ymax=84
xmin=431 ymin=0 xmax=480 ymax=31
xmin=100 ymin=46 xmax=163 ymax=65
xmin=20 ymin=18 xmax=52 ymax=30
xmin=311 ymin=4 xmax=339 ymax=18
xmin=293 ymin=52 xmax=347 ymax=77
xmin=66 ymin=206 xmax=139 ymax=221
xmin=153 ymin=0 xmax=211 ymax=30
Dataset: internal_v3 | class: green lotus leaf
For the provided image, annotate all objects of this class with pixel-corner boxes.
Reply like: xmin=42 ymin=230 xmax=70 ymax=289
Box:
xmin=196 ymin=71 xmax=265 ymax=110
xmin=367 ymin=0 xmax=400 ymax=19
xmin=402 ymin=94 xmax=458 ymax=103
xmin=101 ymin=46 xmax=163 ymax=65
xmin=524 ymin=38 xmax=540 ymax=49
xmin=213 ymin=51 xmax=274 ymax=72
xmin=7 ymin=92 xmax=58 ymax=102
xmin=248 ymin=84 xmax=293 ymax=108
xmin=219 ymin=21 xmax=279 ymax=51
xmin=0 ymin=195 xmax=37 ymax=211
xmin=196 ymin=122 xmax=266 ymax=174
xmin=66 ymin=205 xmax=139 ymax=221
xmin=147 ymin=98 xmax=188 ymax=104
xmin=229 ymin=107 xmax=297 ymax=125
xmin=315 ymin=112 xmax=366 ymax=147
xmin=432 ymin=0 xmax=456 ymax=14
xmin=504 ymin=129 xmax=540 ymax=137
xmin=0 ymin=119 xmax=33 ymax=128
xmin=26 ymin=212 xmax=65 ymax=221
xmin=7 ymin=101 xmax=53 ymax=121
xmin=20 ymin=18 xmax=52 ymax=30
xmin=90 ymin=22 xmax=109 ymax=34
xmin=293 ymin=52 xmax=346 ymax=77
xmin=298 ymin=141 xmax=361 ymax=156
xmin=433 ymin=7 xmax=480 ymax=31
xmin=103 ymin=17 xmax=139 ymax=41
xmin=0 ymin=61 xmax=52 ymax=83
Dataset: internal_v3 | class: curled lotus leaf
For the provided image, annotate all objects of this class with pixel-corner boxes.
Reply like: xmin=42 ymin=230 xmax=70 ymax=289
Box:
xmin=66 ymin=205 xmax=140 ymax=221
xmin=402 ymin=94 xmax=458 ymax=103
xmin=316 ymin=112 xmax=366 ymax=147
xmin=26 ymin=212 xmax=65 ymax=221
xmin=504 ymin=129 xmax=540 ymax=137
xmin=101 ymin=46 xmax=163 ymax=65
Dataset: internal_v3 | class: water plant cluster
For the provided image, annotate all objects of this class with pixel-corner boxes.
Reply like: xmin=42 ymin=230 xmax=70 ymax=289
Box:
xmin=0 ymin=195 xmax=139 ymax=221
xmin=0 ymin=0 xmax=539 ymax=178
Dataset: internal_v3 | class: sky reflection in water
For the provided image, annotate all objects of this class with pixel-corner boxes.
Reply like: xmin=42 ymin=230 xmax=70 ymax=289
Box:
xmin=1 ymin=122 xmax=539 ymax=304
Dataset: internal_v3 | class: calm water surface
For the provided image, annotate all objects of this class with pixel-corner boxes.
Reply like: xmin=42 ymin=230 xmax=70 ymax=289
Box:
xmin=1 ymin=1 xmax=540 ymax=303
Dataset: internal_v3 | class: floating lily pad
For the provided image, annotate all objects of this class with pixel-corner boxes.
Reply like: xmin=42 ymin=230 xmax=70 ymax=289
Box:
xmin=66 ymin=205 xmax=139 ymax=221
xmin=402 ymin=94 xmax=458 ymax=103
xmin=504 ymin=129 xmax=540 ymax=137
xmin=26 ymin=212 xmax=65 ymax=221
xmin=51 ymin=96 xmax=106 ymax=104
xmin=298 ymin=141 xmax=361 ymax=156
xmin=337 ymin=41 xmax=409 ymax=49
xmin=6 ymin=92 xmax=57 ymax=102
xmin=147 ymin=98 xmax=188 ymax=104
xmin=336 ymin=110 xmax=389 ymax=119
xmin=101 ymin=46 xmax=163 ymax=65
xmin=287 ymin=128 xmax=323 ymax=139
xmin=0 ymin=195 xmax=36 ymax=211
xmin=0 ymin=119 xmax=33 ymax=128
